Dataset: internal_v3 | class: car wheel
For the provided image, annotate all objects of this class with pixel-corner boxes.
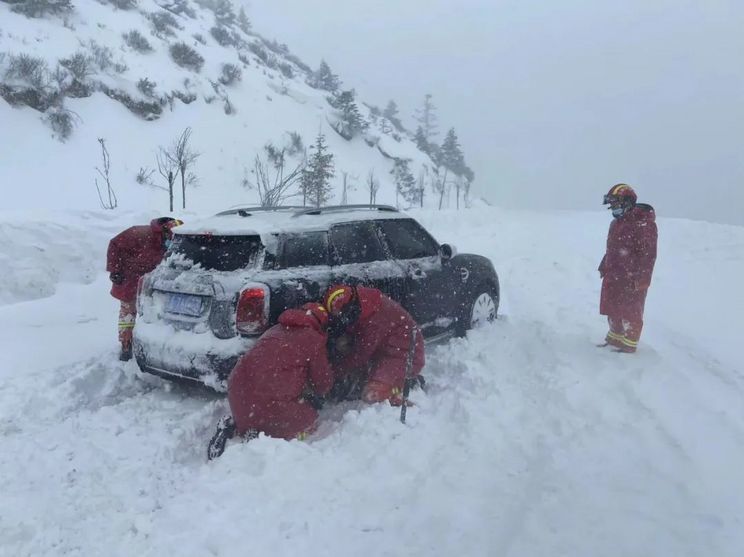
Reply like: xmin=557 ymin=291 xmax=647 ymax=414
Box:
xmin=455 ymin=284 xmax=498 ymax=337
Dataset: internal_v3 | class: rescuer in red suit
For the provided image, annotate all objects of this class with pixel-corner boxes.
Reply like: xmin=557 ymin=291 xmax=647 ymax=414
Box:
xmin=323 ymin=285 xmax=425 ymax=404
xmin=207 ymin=303 xmax=334 ymax=460
xmin=598 ymin=184 xmax=658 ymax=353
xmin=106 ymin=217 xmax=182 ymax=361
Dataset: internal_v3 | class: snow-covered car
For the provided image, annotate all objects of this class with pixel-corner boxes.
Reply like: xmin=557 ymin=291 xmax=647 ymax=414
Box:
xmin=133 ymin=205 xmax=499 ymax=389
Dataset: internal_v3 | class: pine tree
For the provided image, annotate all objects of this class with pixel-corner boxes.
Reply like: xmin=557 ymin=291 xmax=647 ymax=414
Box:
xmin=213 ymin=0 xmax=235 ymax=26
xmin=327 ymin=89 xmax=367 ymax=139
xmin=312 ymin=60 xmax=341 ymax=92
xmin=435 ymin=128 xmax=465 ymax=209
xmin=391 ymin=159 xmax=418 ymax=207
xmin=414 ymin=126 xmax=429 ymax=154
xmin=383 ymin=100 xmax=404 ymax=132
xmin=440 ymin=127 xmax=465 ymax=175
xmin=237 ymin=6 xmax=251 ymax=33
xmin=413 ymin=94 xmax=438 ymax=143
xmin=303 ymin=131 xmax=335 ymax=207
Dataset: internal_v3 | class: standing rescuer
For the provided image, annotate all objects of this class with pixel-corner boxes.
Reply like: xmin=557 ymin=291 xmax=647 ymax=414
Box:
xmin=598 ymin=184 xmax=658 ymax=353
xmin=106 ymin=217 xmax=183 ymax=361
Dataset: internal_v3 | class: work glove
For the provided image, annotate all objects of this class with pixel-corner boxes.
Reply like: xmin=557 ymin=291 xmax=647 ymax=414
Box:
xmin=110 ymin=271 xmax=124 ymax=285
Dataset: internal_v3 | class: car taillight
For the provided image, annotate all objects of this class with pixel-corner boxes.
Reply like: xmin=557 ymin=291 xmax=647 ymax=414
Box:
xmin=236 ymin=285 xmax=268 ymax=335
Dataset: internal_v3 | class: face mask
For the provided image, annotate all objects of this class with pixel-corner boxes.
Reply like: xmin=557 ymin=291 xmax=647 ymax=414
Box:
xmin=611 ymin=206 xmax=626 ymax=218
xmin=164 ymin=239 xmax=173 ymax=251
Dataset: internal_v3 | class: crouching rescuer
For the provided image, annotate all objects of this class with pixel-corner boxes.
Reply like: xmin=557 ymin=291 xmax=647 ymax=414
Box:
xmin=323 ymin=285 xmax=425 ymax=405
xmin=106 ymin=217 xmax=183 ymax=361
xmin=598 ymin=184 xmax=658 ymax=353
xmin=207 ymin=303 xmax=334 ymax=460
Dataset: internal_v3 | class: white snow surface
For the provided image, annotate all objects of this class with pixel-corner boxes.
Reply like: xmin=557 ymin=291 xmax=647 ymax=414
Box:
xmin=1 ymin=206 xmax=743 ymax=556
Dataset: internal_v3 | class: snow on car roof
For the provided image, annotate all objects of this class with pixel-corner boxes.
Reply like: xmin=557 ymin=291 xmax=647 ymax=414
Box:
xmin=175 ymin=205 xmax=411 ymax=237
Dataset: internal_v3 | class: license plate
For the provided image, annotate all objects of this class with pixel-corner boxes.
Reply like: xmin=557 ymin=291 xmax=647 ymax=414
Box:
xmin=165 ymin=293 xmax=203 ymax=317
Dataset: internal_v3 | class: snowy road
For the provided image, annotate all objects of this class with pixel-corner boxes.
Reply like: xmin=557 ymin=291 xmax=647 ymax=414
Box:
xmin=1 ymin=208 xmax=743 ymax=556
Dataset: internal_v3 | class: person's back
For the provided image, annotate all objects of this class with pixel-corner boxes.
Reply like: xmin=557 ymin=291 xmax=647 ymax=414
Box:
xmin=228 ymin=308 xmax=331 ymax=403
xmin=227 ymin=304 xmax=333 ymax=440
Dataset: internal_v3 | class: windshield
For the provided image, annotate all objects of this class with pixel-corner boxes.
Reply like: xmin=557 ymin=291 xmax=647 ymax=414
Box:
xmin=170 ymin=234 xmax=263 ymax=271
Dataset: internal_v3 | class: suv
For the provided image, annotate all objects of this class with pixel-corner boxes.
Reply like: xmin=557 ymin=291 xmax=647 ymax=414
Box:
xmin=133 ymin=205 xmax=499 ymax=389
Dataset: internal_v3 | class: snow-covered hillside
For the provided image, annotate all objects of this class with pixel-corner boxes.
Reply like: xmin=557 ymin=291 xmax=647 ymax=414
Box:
xmin=1 ymin=206 xmax=743 ymax=556
xmin=1 ymin=0 xmax=432 ymax=212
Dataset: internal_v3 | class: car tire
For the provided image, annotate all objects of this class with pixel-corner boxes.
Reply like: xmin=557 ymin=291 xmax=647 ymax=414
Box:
xmin=455 ymin=283 xmax=499 ymax=337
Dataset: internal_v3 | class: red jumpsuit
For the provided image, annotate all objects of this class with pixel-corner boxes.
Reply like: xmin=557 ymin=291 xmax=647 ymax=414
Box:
xmin=227 ymin=308 xmax=334 ymax=440
xmin=334 ymin=287 xmax=425 ymax=403
xmin=599 ymin=204 xmax=658 ymax=352
xmin=106 ymin=219 xmax=171 ymax=349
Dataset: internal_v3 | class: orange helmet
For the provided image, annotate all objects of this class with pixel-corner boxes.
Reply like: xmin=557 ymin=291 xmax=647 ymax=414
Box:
xmin=163 ymin=218 xmax=183 ymax=231
xmin=300 ymin=302 xmax=329 ymax=330
xmin=153 ymin=217 xmax=183 ymax=239
xmin=323 ymin=285 xmax=361 ymax=335
xmin=603 ymin=183 xmax=637 ymax=206
xmin=324 ymin=285 xmax=356 ymax=316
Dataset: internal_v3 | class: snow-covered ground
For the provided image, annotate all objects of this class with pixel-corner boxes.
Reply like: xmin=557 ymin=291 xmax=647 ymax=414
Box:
xmin=1 ymin=206 xmax=742 ymax=557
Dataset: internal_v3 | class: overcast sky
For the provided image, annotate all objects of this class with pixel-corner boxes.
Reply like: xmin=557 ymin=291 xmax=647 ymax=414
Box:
xmin=250 ymin=1 xmax=744 ymax=224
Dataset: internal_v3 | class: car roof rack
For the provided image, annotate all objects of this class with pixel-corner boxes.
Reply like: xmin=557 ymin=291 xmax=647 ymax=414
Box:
xmin=292 ymin=204 xmax=399 ymax=217
xmin=216 ymin=206 xmax=306 ymax=217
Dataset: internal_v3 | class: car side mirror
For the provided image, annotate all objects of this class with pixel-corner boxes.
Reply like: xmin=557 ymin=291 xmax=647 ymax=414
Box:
xmin=440 ymin=243 xmax=456 ymax=261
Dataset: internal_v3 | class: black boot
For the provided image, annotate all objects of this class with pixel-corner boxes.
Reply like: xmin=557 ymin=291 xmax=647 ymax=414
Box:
xmin=119 ymin=343 xmax=132 ymax=362
xmin=207 ymin=415 xmax=236 ymax=460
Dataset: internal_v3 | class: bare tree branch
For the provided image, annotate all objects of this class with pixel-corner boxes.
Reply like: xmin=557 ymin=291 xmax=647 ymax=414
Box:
xmin=169 ymin=127 xmax=199 ymax=209
xmin=156 ymin=148 xmax=179 ymax=212
xmin=94 ymin=138 xmax=117 ymax=210
xmin=246 ymin=146 xmax=305 ymax=207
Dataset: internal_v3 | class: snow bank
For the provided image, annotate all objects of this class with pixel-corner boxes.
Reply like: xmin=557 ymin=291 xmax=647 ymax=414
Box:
xmin=0 ymin=210 xmax=156 ymax=305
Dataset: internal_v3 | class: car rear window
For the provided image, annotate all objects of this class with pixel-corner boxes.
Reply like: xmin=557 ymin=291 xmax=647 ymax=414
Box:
xmin=170 ymin=234 xmax=262 ymax=271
